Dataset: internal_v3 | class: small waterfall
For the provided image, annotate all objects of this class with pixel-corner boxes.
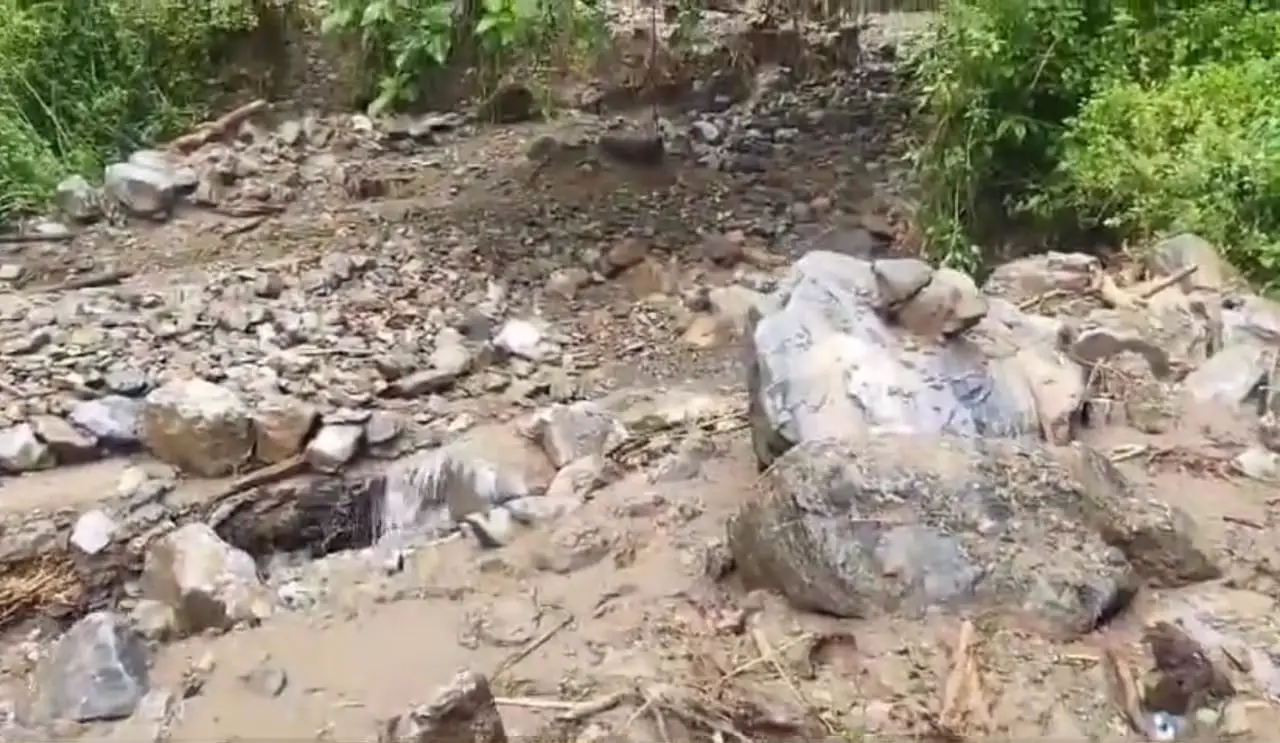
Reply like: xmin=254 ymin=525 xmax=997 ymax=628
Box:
xmin=372 ymin=448 xmax=527 ymax=552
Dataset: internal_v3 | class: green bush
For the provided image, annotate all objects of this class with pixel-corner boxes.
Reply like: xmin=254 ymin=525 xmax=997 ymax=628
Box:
xmin=1060 ymin=56 xmax=1280 ymax=287
xmin=321 ymin=0 xmax=608 ymax=116
xmin=910 ymin=0 xmax=1280 ymax=280
xmin=0 ymin=0 xmax=258 ymax=219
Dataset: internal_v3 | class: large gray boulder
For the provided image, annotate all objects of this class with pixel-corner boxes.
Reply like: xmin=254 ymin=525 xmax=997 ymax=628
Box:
xmin=729 ymin=433 xmax=1218 ymax=639
xmin=746 ymin=250 xmax=1050 ymax=467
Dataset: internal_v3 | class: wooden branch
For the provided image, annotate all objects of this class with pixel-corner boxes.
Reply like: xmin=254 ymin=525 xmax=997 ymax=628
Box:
xmin=166 ymin=99 xmax=268 ymax=154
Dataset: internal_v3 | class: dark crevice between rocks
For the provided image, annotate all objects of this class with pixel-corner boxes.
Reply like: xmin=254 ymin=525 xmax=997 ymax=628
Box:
xmin=211 ymin=469 xmax=385 ymax=566
xmin=0 ymin=469 xmax=387 ymax=637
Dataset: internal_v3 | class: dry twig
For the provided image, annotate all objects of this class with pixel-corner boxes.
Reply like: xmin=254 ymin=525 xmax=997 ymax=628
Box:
xmin=1102 ymin=641 xmax=1149 ymax=737
xmin=166 ymin=99 xmax=267 ymax=154
xmin=938 ymin=620 xmax=990 ymax=737
xmin=495 ymin=691 xmax=633 ymax=722
xmin=491 ymin=612 xmax=574 ymax=679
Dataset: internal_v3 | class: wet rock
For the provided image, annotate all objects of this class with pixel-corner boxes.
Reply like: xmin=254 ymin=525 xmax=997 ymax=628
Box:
xmin=893 ymin=267 xmax=988 ymax=338
xmin=130 ymin=149 xmax=197 ymax=191
xmin=365 ymin=410 xmax=405 ymax=446
xmin=602 ymin=236 xmax=650 ymax=277
xmin=123 ymin=688 xmax=182 ymax=742
xmin=870 ymin=257 xmax=932 ymax=311
xmin=729 ymin=433 xmax=1209 ymax=639
xmin=305 ymin=424 xmax=363 ymax=473
xmin=141 ymin=379 xmax=254 ymax=477
xmin=650 ymin=432 xmax=717 ymax=482
xmin=707 ymin=285 xmax=774 ymax=337
xmin=529 ymin=519 xmax=615 ymax=574
xmin=528 ymin=401 xmax=629 ymax=467
xmin=501 ymin=494 xmax=582 ymax=524
xmin=104 ymin=161 xmax=179 ymax=218
xmin=1232 ymin=445 xmax=1280 ymax=482
xmin=380 ymin=670 xmax=507 ymax=743
xmin=1012 ymin=347 xmax=1084 ymax=444
xmin=387 ymin=331 xmax=473 ymax=396
xmin=55 ymin=175 xmax=102 ymax=224
xmin=1222 ymin=294 xmax=1280 ymax=348
xmin=69 ymin=395 xmax=143 ymax=448
xmin=1144 ymin=584 xmax=1280 ymax=705
xmin=141 ymin=523 xmax=274 ymax=635
xmin=747 ymin=251 xmax=1043 ymax=468
xmin=494 ymin=319 xmax=555 ymax=362
xmin=240 ymin=660 xmax=288 ymax=698
xmin=1060 ymin=445 xmax=1218 ymax=586
xmin=1142 ymin=620 xmax=1236 ymax=715
xmin=982 ymin=252 xmax=1099 ymax=304
xmin=253 ymin=395 xmax=318 ymax=464
xmin=545 ymin=267 xmax=591 ymax=300
xmin=29 ymin=414 xmax=98 ymax=464
xmin=0 ymin=422 xmax=53 ymax=472
xmin=70 ymin=509 xmax=116 ymax=555
xmin=1148 ymin=233 xmax=1239 ymax=293
xmin=129 ymin=599 xmax=178 ymax=642
xmin=606 ymin=385 xmax=738 ymax=433
xmin=33 ymin=611 xmax=150 ymax=722
xmin=1182 ymin=343 xmax=1271 ymax=409
xmin=544 ymin=454 xmax=618 ymax=501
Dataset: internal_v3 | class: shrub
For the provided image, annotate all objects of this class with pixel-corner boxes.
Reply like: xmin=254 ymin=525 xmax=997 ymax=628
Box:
xmin=1059 ymin=56 xmax=1280 ymax=287
xmin=321 ymin=0 xmax=609 ymax=116
xmin=0 ymin=0 xmax=259 ymax=219
xmin=910 ymin=0 xmax=1280 ymax=279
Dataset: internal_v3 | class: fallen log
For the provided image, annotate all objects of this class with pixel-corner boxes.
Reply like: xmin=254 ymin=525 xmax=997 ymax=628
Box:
xmin=0 ymin=465 xmax=384 ymax=635
xmin=165 ymin=99 xmax=267 ymax=155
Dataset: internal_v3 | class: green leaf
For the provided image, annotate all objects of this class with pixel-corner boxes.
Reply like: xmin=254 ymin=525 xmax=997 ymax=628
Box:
xmin=361 ymin=1 xmax=389 ymax=27
xmin=319 ymin=7 xmax=354 ymax=33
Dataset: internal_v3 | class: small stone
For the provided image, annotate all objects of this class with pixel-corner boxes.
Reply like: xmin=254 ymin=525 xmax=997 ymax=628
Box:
xmin=104 ymin=368 xmax=149 ymax=396
xmin=871 ymin=258 xmax=933 ymax=310
xmin=544 ymin=267 xmax=590 ymax=300
xmin=104 ymin=161 xmax=178 ymax=217
xmin=55 ymin=175 xmax=103 ymax=223
xmin=365 ymin=410 xmax=405 ymax=445
xmin=600 ymin=237 xmax=649 ymax=277
xmin=253 ymin=271 xmax=285 ymax=298
xmin=305 ymin=424 xmax=363 ymax=473
xmin=71 ymin=509 xmax=116 ymax=555
xmin=29 ymin=414 xmax=98 ymax=464
xmin=240 ymin=660 xmax=288 ymax=698
xmin=529 ymin=401 xmax=629 ymax=467
xmin=69 ymin=396 xmax=143 ymax=448
xmin=494 ymin=319 xmax=553 ymax=362
xmin=1233 ymin=445 xmax=1280 ymax=482
xmin=129 ymin=599 xmax=178 ymax=642
xmin=0 ymin=423 xmax=54 ymax=472
xmin=1218 ymin=698 xmax=1253 ymax=737
xmin=380 ymin=671 xmax=508 ymax=743
xmin=698 ymin=232 xmax=743 ymax=266
xmin=252 ymin=395 xmax=318 ymax=464
xmin=33 ymin=611 xmax=150 ymax=722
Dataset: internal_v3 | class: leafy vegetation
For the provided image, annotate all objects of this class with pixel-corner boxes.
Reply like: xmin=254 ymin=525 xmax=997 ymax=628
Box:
xmin=910 ymin=0 xmax=1280 ymax=284
xmin=0 ymin=0 xmax=260 ymax=219
xmin=321 ymin=0 xmax=610 ymax=116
